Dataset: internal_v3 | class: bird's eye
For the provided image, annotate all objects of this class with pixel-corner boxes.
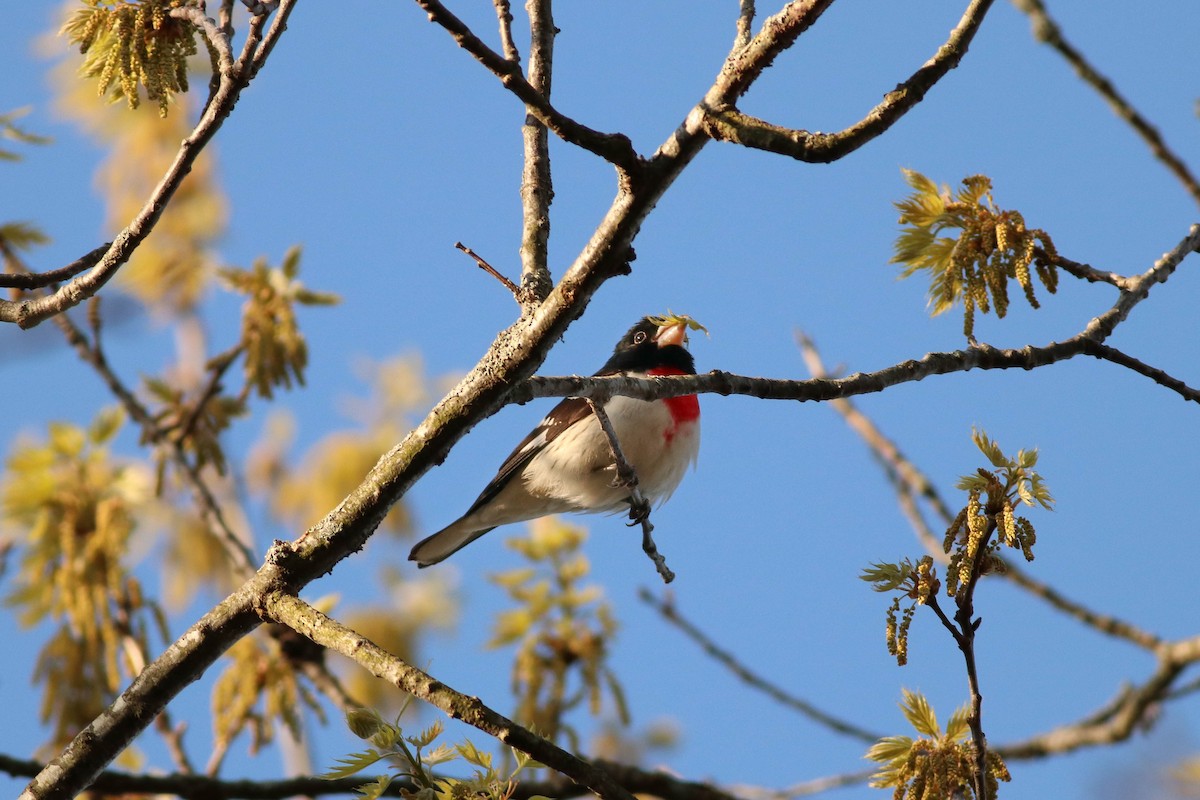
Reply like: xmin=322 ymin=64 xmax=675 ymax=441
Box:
xmin=633 ymin=331 xmax=648 ymax=344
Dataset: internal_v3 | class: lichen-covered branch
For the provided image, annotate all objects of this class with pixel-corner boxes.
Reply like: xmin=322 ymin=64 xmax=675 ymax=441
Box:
xmin=260 ymin=592 xmax=639 ymax=800
xmin=518 ymin=0 xmax=555 ymax=306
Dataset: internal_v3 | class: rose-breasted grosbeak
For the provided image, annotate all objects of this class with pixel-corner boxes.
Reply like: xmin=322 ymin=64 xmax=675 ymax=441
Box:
xmin=409 ymin=315 xmax=701 ymax=567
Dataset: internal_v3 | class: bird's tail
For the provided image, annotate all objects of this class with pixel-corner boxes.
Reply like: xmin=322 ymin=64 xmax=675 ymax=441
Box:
xmin=408 ymin=518 xmax=496 ymax=567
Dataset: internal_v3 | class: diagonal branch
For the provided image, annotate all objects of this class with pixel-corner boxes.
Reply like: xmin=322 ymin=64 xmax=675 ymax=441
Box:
xmin=261 ymin=592 xmax=639 ymax=800
xmin=1011 ymin=0 xmax=1200 ymax=209
xmin=699 ymin=0 xmax=996 ymax=162
xmin=0 ymin=242 xmax=109 ymax=289
xmin=413 ymin=0 xmax=640 ymax=172
xmin=638 ymin=588 xmax=880 ymax=742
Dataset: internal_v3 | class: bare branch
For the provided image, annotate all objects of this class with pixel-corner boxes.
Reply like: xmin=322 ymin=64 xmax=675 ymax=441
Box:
xmin=493 ymin=0 xmax=520 ymax=63
xmin=1012 ymin=0 xmax=1200 ymax=209
xmin=413 ymin=0 xmax=641 ymax=171
xmin=732 ymin=1 xmax=756 ymax=52
xmin=1040 ymin=248 xmax=1134 ymax=290
xmin=455 ymin=241 xmax=520 ymax=297
xmin=638 ymin=588 xmax=880 ymax=742
xmin=699 ymin=0 xmax=996 ymax=162
xmin=0 ymin=242 xmax=109 ymax=289
xmin=996 ymin=639 xmax=1197 ymax=759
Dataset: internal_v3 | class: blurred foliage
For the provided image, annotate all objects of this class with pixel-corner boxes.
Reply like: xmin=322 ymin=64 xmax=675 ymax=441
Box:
xmin=0 ymin=106 xmax=51 ymax=161
xmin=144 ymin=373 xmax=245 ymax=479
xmin=868 ymin=689 xmax=1009 ymax=800
xmin=60 ymin=0 xmax=214 ymax=117
xmin=210 ymin=630 xmax=326 ymax=770
xmin=0 ymin=408 xmax=166 ymax=752
xmin=323 ymin=707 xmax=541 ymax=800
xmin=589 ymin=717 xmax=680 ymax=766
xmin=489 ymin=518 xmax=626 ymax=749
xmin=219 ymin=246 xmax=339 ymax=400
xmin=891 ymin=169 xmax=1058 ymax=340
xmin=249 ymin=355 xmax=437 ymax=536
xmin=159 ymin=507 xmax=240 ymax=607
xmin=0 ymin=222 xmax=51 ymax=252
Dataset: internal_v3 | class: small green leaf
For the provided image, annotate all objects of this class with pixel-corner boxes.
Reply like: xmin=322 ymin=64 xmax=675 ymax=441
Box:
xmin=353 ymin=774 xmax=392 ymax=800
xmin=945 ymin=705 xmax=971 ymax=741
xmin=860 ymin=561 xmax=911 ymax=592
xmin=406 ymin=720 xmax=443 ymax=749
xmin=455 ymin=739 xmax=493 ymax=769
xmin=865 ymin=735 xmax=913 ymax=763
xmin=900 ymin=689 xmax=940 ymax=737
xmin=320 ymin=749 xmax=386 ymax=780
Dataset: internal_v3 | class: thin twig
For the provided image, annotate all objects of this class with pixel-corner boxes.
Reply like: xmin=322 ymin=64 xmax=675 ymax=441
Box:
xmin=455 ymin=241 xmax=519 ymax=297
xmin=1012 ymin=0 xmax=1200 ymax=209
xmin=638 ymin=588 xmax=881 ymax=741
xmin=732 ymin=0 xmax=755 ymax=52
xmin=493 ymin=0 xmax=520 ymax=63
xmin=0 ymin=242 xmax=110 ymax=290
xmin=1039 ymin=248 xmax=1132 ymax=289
xmin=586 ymin=399 xmax=674 ymax=583
xmin=413 ymin=0 xmax=641 ymax=172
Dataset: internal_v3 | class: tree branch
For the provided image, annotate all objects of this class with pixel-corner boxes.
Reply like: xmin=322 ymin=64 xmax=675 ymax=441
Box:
xmin=0 ymin=242 xmax=109 ymax=289
xmin=1012 ymin=0 xmax=1200 ymax=209
xmin=260 ymin=592 xmax=639 ymax=800
xmin=638 ymin=588 xmax=880 ymax=742
xmin=456 ymin=241 xmax=520 ymax=298
xmin=517 ymin=0 xmax=555 ymax=306
xmin=699 ymin=0 xmax=996 ymax=162
xmin=413 ymin=0 xmax=640 ymax=172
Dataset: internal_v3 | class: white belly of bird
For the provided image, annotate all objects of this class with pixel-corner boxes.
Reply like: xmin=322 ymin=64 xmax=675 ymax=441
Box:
xmin=521 ymin=394 xmax=699 ymax=513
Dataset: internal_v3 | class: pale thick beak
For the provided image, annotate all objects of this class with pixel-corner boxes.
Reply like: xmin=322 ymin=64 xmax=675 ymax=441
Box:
xmin=653 ymin=321 xmax=688 ymax=348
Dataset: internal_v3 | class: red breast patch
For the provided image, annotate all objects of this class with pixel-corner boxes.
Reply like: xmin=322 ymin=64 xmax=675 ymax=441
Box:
xmin=646 ymin=366 xmax=700 ymax=425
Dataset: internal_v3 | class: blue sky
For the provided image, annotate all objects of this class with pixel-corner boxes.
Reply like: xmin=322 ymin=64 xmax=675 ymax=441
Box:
xmin=2 ymin=2 xmax=1200 ymax=799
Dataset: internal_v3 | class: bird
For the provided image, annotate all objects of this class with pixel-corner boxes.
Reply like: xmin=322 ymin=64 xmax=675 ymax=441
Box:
xmin=409 ymin=314 xmax=703 ymax=567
